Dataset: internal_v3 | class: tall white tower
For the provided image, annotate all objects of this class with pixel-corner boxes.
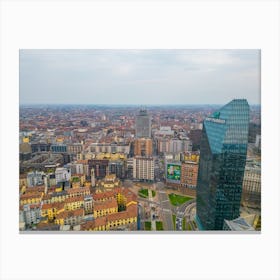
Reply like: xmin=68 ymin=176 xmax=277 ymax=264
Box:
xmin=91 ymin=168 xmax=96 ymax=187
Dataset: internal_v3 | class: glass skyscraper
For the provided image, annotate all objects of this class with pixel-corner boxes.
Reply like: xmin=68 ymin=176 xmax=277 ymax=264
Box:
xmin=135 ymin=108 xmax=151 ymax=138
xmin=196 ymin=99 xmax=250 ymax=230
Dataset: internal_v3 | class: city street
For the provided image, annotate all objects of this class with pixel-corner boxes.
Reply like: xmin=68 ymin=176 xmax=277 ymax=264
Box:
xmin=156 ymin=184 xmax=174 ymax=231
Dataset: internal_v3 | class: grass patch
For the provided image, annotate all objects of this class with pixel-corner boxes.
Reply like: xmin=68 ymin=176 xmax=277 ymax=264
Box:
xmin=187 ymin=222 xmax=192 ymax=231
xmin=145 ymin=221 xmax=151 ymax=230
xmin=72 ymin=177 xmax=80 ymax=182
xmin=139 ymin=189 xmax=149 ymax=198
xmin=156 ymin=221 xmax=164 ymax=230
xmin=168 ymin=193 xmax=193 ymax=206
xmin=172 ymin=214 xmax=176 ymax=230
xmin=152 ymin=190 xmax=156 ymax=197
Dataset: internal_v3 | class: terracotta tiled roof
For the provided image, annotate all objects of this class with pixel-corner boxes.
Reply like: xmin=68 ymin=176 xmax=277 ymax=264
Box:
xmin=19 ymin=203 xmax=41 ymax=211
xmin=25 ymin=186 xmax=45 ymax=193
xmin=94 ymin=198 xmax=118 ymax=211
xmin=80 ymin=217 xmax=107 ymax=230
xmin=64 ymin=196 xmax=84 ymax=204
xmin=42 ymin=194 xmax=52 ymax=200
xmin=107 ymin=205 xmax=137 ymax=222
xmin=67 ymin=187 xmax=90 ymax=194
xmin=93 ymin=191 xmax=115 ymax=201
xmin=56 ymin=208 xmax=84 ymax=220
xmin=41 ymin=202 xmax=64 ymax=210
xmin=20 ymin=193 xmax=42 ymax=200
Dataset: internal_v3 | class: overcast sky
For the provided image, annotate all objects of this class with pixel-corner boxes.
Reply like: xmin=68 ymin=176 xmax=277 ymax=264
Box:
xmin=19 ymin=49 xmax=260 ymax=105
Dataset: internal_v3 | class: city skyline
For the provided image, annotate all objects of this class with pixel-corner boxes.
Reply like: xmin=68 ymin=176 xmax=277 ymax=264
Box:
xmin=20 ymin=49 xmax=260 ymax=105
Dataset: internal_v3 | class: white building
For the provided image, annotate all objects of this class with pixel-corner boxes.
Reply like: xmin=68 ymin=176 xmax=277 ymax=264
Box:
xmin=169 ymin=138 xmax=192 ymax=153
xmin=55 ymin=167 xmax=71 ymax=184
xmin=255 ymin=134 xmax=261 ymax=149
xmin=27 ymin=171 xmax=45 ymax=187
xmin=154 ymin=126 xmax=174 ymax=137
xmin=241 ymin=161 xmax=261 ymax=209
xmin=89 ymin=143 xmax=130 ymax=154
xmin=133 ymin=156 xmax=154 ymax=181
xmin=20 ymin=204 xmax=41 ymax=226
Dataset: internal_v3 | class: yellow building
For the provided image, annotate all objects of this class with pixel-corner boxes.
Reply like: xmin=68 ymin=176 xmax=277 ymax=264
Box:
xmin=184 ymin=153 xmax=200 ymax=163
xmin=55 ymin=208 xmax=84 ymax=226
xmin=93 ymin=198 xmax=118 ymax=218
xmin=55 ymin=186 xmax=63 ymax=192
xmin=64 ymin=196 xmax=85 ymax=211
xmin=116 ymin=192 xmax=127 ymax=206
xmin=41 ymin=202 xmax=64 ymax=221
xmin=98 ymin=174 xmax=120 ymax=190
xmin=71 ymin=181 xmax=81 ymax=189
xmin=20 ymin=193 xmax=43 ymax=206
xmin=81 ymin=204 xmax=137 ymax=231
xmin=84 ymin=181 xmax=91 ymax=188
xmin=93 ymin=190 xmax=115 ymax=202
xmin=56 ymin=137 xmax=64 ymax=143
xmin=95 ymin=153 xmax=127 ymax=161
xmin=19 ymin=174 xmax=28 ymax=187
xmin=23 ymin=137 xmax=29 ymax=143
xmin=67 ymin=187 xmax=90 ymax=198
xmin=71 ymin=174 xmax=86 ymax=188
xmin=50 ymin=192 xmax=68 ymax=203
xmin=81 ymin=217 xmax=106 ymax=231
xmin=105 ymin=203 xmax=137 ymax=230
xmin=42 ymin=193 xmax=52 ymax=204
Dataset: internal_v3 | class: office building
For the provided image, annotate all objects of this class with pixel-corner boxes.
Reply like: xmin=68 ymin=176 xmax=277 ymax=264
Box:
xmin=169 ymin=138 xmax=192 ymax=153
xmin=108 ymin=160 xmax=126 ymax=179
xmin=181 ymin=161 xmax=199 ymax=188
xmin=196 ymin=99 xmax=250 ymax=230
xmin=51 ymin=144 xmax=67 ymax=153
xmin=134 ymin=138 xmax=153 ymax=156
xmin=133 ymin=156 xmax=154 ymax=181
xmin=241 ymin=161 xmax=261 ymax=209
xmin=135 ymin=109 xmax=151 ymax=138
xmin=88 ymin=159 xmax=109 ymax=179
xmin=89 ymin=143 xmax=130 ymax=154
xmin=67 ymin=143 xmax=83 ymax=154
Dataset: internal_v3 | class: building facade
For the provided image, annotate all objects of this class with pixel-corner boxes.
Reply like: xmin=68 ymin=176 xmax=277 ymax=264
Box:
xmin=196 ymin=99 xmax=250 ymax=230
xmin=241 ymin=161 xmax=261 ymax=209
xmin=135 ymin=109 xmax=151 ymax=138
xmin=181 ymin=161 xmax=199 ymax=188
xmin=134 ymin=138 xmax=153 ymax=156
xmin=133 ymin=156 xmax=154 ymax=181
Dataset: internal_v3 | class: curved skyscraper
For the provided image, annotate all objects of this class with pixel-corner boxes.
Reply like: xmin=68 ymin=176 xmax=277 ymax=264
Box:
xmin=196 ymin=99 xmax=250 ymax=230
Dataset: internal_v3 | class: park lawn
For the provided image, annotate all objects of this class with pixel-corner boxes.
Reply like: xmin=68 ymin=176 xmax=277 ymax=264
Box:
xmin=156 ymin=221 xmax=164 ymax=230
xmin=168 ymin=193 xmax=193 ymax=206
xmin=139 ymin=189 xmax=149 ymax=198
xmin=172 ymin=214 xmax=176 ymax=230
xmin=145 ymin=221 xmax=151 ymax=230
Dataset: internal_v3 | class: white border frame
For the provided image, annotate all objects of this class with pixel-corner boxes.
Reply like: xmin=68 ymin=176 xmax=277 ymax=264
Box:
xmin=1 ymin=1 xmax=279 ymax=280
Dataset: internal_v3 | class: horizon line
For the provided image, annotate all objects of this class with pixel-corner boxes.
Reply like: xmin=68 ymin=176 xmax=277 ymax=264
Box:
xmin=19 ymin=103 xmax=261 ymax=106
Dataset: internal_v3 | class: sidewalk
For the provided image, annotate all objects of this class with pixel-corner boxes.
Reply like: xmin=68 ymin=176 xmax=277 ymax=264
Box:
xmin=148 ymin=189 xmax=156 ymax=231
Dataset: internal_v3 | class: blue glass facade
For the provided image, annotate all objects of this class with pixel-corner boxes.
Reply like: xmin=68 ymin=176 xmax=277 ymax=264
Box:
xmin=196 ymin=99 xmax=249 ymax=230
xmin=51 ymin=144 xmax=67 ymax=153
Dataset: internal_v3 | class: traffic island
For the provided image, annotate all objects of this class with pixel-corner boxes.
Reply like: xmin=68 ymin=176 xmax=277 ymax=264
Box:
xmin=168 ymin=193 xmax=193 ymax=206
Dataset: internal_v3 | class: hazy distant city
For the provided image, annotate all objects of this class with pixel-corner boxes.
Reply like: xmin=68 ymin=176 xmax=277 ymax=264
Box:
xmin=19 ymin=50 xmax=261 ymax=232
